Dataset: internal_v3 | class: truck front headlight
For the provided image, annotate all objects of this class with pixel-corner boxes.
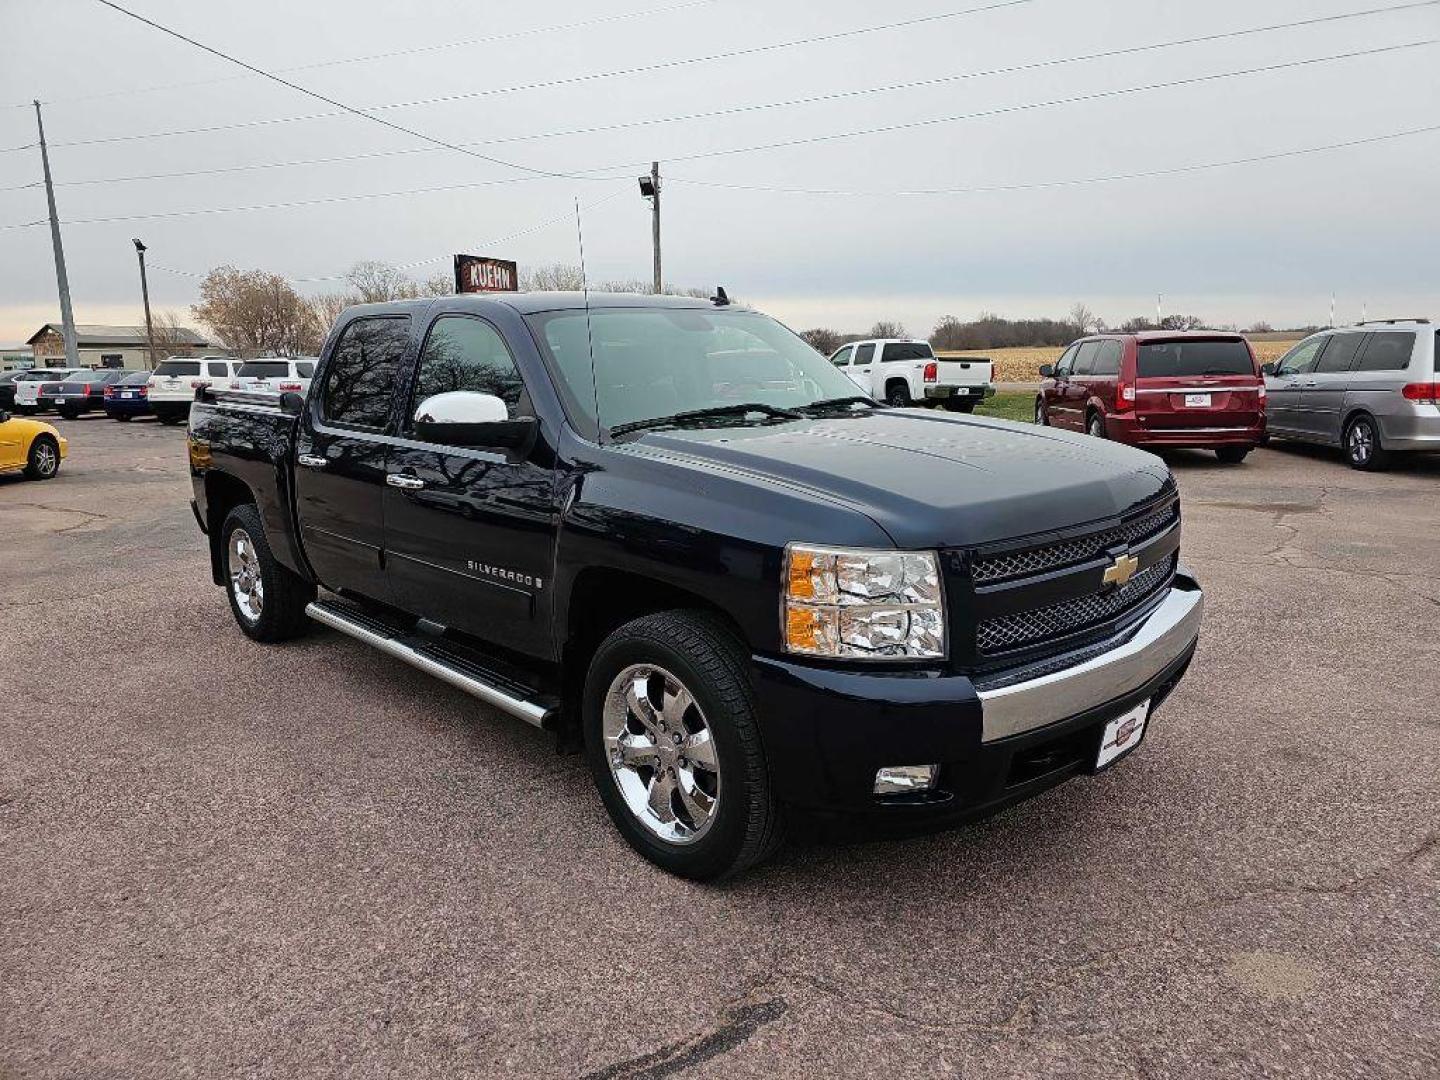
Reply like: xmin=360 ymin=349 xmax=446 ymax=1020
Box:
xmin=783 ymin=544 xmax=946 ymax=659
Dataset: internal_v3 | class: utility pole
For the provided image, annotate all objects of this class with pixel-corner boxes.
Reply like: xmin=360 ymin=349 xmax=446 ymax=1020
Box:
xmin=34 ymin=101 xmax=80 ymax=369
xmin=133 ymin=239 xmax=156 ymax=368
xmin=1155 ymin=294 xmax=1162 ymax=328
xmin=638 ymin=161 xmax=662 ymax=294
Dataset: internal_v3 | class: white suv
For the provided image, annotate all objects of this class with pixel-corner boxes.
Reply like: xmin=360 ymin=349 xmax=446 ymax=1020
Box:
xmin=232 ymin=358 xmax=315 ymax=395
xmin=148 ymin=356 xmax=244 ymax=425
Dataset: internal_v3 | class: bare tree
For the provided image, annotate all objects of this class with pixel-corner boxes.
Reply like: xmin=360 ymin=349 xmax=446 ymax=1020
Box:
xmin=800 ymin=328 xmax=845 ymax=355
xmin=344 ymin=260 xmax=422 ymax=303
xmin=419 ymin=274 xmax=452 ymax=297
xmin=868 ymin=320 xmax=907 ymax=339
xmin=1246 ymin=320 xmax=1274 ymax=333
xmin=1068 ymin=302 xmax=1097 ymax=336
xmin=144 ymin=310 xmax=200 ymax=365
xmin=192 ymin=266 xmax=323 ymax=357
xmin=520 ymin=263 xmax=587 ymax=291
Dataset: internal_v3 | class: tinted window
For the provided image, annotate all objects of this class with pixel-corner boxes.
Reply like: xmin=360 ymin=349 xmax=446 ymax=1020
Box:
xmin=409 ymin=316 xmax=527 ymax=425
xmin=61 ymin=371 xmax=94 ymax=382
xmin=1275 ymin=337 xmax=1325 ymax=375
xmin=154 ymin=360 xmax=201 ymax=377
xmin=1053 ymin=345 xmax=1078 ymax=377
xmin=831 ymin=346 xmax=852 ymax=367
xmin=854 ymin=343 xmax=876 ymax=364
xmin=1136 ymin=340 xmax=1252 ymax=378
xmin=1354 ymin=331 xmax=1415 ymax=372
xmin=237 ymin=361 xmax=291 ymax=378
xmin=321 ymin=317 xmax=410 ymax=429
xmin=1091 ymin=340 xmax=1122 ymax=376
xmin=1072 ymin=341 xmax=1102 ymax=375
xmin=882 ymin=343 xmax=933 ymax=362
xmin=296 ymin=362 xmax=314 ymax=379
xmin=121 ymin=371 xmax=151 ymax=385
xmin=207 ymin=361 xmax=229 ymax=377
xmin=1314 ymin=333 xmax=1365 ymax=374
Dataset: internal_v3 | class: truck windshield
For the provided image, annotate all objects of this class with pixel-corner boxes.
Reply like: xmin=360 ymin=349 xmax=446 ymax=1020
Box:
xmin=526 ymin=307 xmax=863 ymax=434
xmin=1136 ymin=340 xmax=1254 ymax=378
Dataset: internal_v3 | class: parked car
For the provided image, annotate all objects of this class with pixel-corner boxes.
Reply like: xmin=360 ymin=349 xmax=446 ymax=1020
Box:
xmin=830 ymin=338 xmax=994 ymax=410
xmin=103 ymin=370 xmax=154 ymax=421
xmin=1037 ymin=332 xmax=1265 ymax=464
xmin=1262 ymin=320 xmax=1438 ymax=470
xmin=149 ymin=356 xmax=246 ymax=425
xmin=188 ymin=293 xmax=1203 ymax=880
xmin=232 ymin=358 xmax=315 ymax=395
xmin=11 ymin=368 xmax=84 ymax=414
xmin=0 ymin=409 xmax=66 ymax=480
xmin=42 ymin=369 xmax=135 ymax=418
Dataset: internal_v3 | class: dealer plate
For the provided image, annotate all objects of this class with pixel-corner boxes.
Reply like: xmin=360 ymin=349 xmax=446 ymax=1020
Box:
xmin=1183 ymin=393 xmax=1211 ymax=407
xmin=1096 ymin=699 xmax=1149 ymax=770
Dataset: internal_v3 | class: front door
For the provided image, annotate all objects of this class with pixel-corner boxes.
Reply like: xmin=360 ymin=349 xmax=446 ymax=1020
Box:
xmin=383 ymin=313 xmax=559 ymax=659
xmin=293 ymin=314 xmax=413 ymax=601
xmin=829 ymin=346 xmax=864 ymax=392
xmin=1265 ymin=336 xmax=1327 ymax=435
xmin=850 ymin=342 xmax=877 ymax=398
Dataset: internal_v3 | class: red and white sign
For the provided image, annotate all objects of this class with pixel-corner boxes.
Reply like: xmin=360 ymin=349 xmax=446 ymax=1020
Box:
xmin=454 ymin=255 xmax=518 ymax=294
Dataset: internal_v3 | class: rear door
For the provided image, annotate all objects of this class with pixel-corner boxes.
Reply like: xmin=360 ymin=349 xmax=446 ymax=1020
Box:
xmin=1346 ymin=331 xmax=1418 ymax=441
xmin=383 ymin=313 xmax=558 ymax=657
xmin=1083 ymin=338 xmax=1122 ymax=414
xmin=850 ymin=342 xmax=877 ymax=397
xmin=1132 ymin=338 xmax=1258 ymax=432
xmin=1299 ymin=332 xmax=1366 ymax=443
xmin=293 ymin=315 xmax=412 ymax=600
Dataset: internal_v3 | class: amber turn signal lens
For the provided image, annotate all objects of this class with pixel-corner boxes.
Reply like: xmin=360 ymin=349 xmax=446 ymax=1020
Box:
xmin=787 ymin=550 xmax=817 ymax=599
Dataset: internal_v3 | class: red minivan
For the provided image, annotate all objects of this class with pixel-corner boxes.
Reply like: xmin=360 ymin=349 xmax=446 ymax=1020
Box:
xmin=1036 ymin=332 xmax=1265 ymax=463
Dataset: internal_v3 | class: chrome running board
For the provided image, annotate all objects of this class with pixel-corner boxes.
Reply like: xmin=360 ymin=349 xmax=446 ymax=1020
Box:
xmin=306 ymin=600 xmax=553 ymax=729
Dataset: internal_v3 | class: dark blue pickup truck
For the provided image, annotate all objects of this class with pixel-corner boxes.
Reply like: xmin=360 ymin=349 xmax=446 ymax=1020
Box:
xmin=186 ymin=292 xmax=1203 ymax=879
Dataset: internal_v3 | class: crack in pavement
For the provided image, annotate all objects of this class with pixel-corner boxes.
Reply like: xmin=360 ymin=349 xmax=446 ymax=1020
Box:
xmin=580 ymin=999 xmax=787 ymax=1080
xmin=1213 ymin=831 xmax=1440 ymax=903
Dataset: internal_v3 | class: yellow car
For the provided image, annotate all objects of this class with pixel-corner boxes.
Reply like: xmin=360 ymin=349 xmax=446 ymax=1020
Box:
xmin=0 ymin=410 xmax=67 ymax=480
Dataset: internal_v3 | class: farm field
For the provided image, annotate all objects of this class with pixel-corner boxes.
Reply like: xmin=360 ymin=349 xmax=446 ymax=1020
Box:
xmin=938 ymin=337 xmax=1300 ymax=382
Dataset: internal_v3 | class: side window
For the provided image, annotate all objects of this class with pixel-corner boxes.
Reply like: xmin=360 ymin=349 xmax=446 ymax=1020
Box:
xmin=408 ymin=316 xmax=528 ymax=427
xmin=831 ymin=346 xmax=853 ymax=368
xmin=1315 ymin=333 xmax=1366 ymax=374
xmin=1276 ymin=337 xmax=1326 ymax=375
xmin=320 ymin=316 xmax=411 ymax=430
xmin=1054 ymin=345 xmax=1078 ymax=378
xmin=1354 ymin=332 xmax=1415 ymax=372
xmin=854 ymin=343 xmax=876 ymax=365
xmin=1072 ymin=341 xmax=1101 ymax=376
xmin=207 ymin=361 xmax=228 ymax=377
xmin=1091 ymin=340 xmax=1122 ymax=376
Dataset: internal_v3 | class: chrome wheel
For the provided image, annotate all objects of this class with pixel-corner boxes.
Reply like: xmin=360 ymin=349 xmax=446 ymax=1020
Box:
xmin=1089 ymin=415 xmax=1104 ymax=438
xmin=1035 ymin=401 xmax=1047 ymax=426
xmin=32 ymin=441 xmax=58 ymax=477
xmin=228 ymin=528 xmax=264 ymax=622
xmin=602 ymin=664 xmax=720 ymax=844
xmin=1347 ymin=421 xmax=1373 ymax=465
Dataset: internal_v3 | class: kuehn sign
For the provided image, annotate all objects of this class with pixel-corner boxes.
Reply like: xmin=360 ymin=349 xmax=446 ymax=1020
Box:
xmin=454 ymin=254 xmax=518 ymax=294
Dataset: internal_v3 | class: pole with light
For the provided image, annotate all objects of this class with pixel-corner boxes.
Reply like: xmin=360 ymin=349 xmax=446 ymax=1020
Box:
xmin=133 ymin=239 xmax=156 ymax=369
xmin=638 ymin=162 xmax=661 ymax=295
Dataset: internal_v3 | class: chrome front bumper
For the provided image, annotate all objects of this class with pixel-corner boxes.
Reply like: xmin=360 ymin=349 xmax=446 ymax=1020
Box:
xmin=977 ymin=583 xmax=1203 ymax=742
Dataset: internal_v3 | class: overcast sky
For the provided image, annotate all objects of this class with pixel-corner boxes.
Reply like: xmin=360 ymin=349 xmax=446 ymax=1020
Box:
xmin=1 ymin=0 xmax=1437 ymax=345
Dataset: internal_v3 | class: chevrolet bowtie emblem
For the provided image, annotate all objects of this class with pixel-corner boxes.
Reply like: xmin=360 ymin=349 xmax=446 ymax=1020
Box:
xmin=1102 ymin=553 xmax=1140 ymax=587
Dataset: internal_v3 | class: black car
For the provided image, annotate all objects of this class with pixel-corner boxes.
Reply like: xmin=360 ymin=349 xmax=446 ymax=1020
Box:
xmin=43 ymin=369 xmax=135 ymax=418
xmin=186 ymin=293 xmax=1204 ymax=880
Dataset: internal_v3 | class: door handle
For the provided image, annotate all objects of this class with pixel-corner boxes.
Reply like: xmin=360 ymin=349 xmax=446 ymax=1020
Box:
xmin=1302 ymin=381 xmax=1318 ymax=388
xmin=386 ymin=473 xmax=425 ymax=490
xmin=297 ymin=454 xmax=326 ymax=468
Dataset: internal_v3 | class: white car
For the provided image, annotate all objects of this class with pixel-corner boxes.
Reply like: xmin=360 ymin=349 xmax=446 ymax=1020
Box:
xmin=148 ymin=356 xmax=245 ymax=425
xmin=11 ymin=368 xmax=85 ymax=414
xmin=829 ymin=339 xmax=994 ymax=411
xmin=231 ymin=358 xmax=315 ymax=395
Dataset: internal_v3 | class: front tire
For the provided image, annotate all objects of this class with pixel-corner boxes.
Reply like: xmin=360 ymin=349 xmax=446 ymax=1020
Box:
xmin=220 ymin=503 xmax=314 ymax=642
xmin=1344 ymin=414 xmax=1389 ymax=471
xmin=583 ymin=610 xmax=783 ymax=881
xmin=23 ymin=436 xmax=60 ymax=480
xmin=1035 ymin=399 xmax=1049 ymax=426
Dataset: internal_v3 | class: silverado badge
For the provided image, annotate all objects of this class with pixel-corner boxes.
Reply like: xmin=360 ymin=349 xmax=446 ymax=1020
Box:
xmin=1102 ymin=552 xmax=1140 ymax=588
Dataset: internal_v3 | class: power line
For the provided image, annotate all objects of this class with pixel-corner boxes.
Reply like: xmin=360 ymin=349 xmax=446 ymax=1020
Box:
xmin=665 ymin=123 xmax=1440 ymax=196
xmin=90 ymin=0 xmax=609 ymax=182
xmin=24 ymin=0 xmax=719 ymax=108
xmin=14 ymin=0 xmax=1432 ymax=165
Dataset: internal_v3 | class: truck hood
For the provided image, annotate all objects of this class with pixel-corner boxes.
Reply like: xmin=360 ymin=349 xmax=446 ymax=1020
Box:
xmin=622 ymin=411 xmax=1172 ymax=549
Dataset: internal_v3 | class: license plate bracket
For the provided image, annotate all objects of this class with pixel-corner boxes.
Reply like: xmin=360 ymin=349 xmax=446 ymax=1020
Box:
xmin=1094 ymin=699 xmax=1150 ymax=771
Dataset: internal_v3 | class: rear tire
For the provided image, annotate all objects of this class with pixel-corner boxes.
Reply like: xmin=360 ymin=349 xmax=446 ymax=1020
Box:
xmin=115 ymin=413 xmax=132 ymax=422
xmin=57 ymin=408 xmax=77 ymax=421
xmin=1215 ymin=446 xmax=1249 ymax=465
xmin=1087 ymin=412 xmax=1106 ymax=439
xmin=885 ymin=382 xmax=912 ymax=408
xmin=23 ymin=436 xmax=60 ymax=480
xmin=220 ymin=503 xmax=314 ymax=643
xmin=942 ymin=397 xmax=975 ymax=413
xmin=1344 ymin=414 xmax=1389 ymax=471
xmin=583 ymin=610 xmax=783 ymax=881
xmin=158 ymin=412 xmax=185 ymax=426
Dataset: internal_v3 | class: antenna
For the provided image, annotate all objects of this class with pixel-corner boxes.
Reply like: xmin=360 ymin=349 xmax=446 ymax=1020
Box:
xmin=575 ymin=197 xmax=602 ymax=444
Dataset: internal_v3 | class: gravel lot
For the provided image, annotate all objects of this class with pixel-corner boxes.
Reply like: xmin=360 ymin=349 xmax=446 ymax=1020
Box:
xmin=2 ymin=413 xmax=1437 ymax=1079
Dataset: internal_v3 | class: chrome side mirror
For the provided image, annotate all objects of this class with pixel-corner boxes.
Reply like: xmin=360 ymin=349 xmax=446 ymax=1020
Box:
xmin=413 ymin=391 xmax=534 ymax=449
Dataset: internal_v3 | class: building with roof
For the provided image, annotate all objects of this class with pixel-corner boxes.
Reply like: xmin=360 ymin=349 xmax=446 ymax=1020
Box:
xmin=25 ymin=323 xmax=214 ymax=369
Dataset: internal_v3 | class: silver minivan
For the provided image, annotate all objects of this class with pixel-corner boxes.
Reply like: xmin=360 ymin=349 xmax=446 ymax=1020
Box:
xmin=1262 ymin=320 xmax=1438 ymax=470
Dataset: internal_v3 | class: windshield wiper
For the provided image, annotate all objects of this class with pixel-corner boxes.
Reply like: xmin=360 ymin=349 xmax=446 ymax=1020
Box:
xmin=608 ymin=402 xmax=803 ymax=437
xmin=795 ymin=395 xmax=883 ymax=414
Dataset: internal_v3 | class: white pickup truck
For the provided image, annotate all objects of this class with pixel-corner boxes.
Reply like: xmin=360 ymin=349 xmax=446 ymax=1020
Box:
xmin=828 ymin=339 xmax=994 ymax=411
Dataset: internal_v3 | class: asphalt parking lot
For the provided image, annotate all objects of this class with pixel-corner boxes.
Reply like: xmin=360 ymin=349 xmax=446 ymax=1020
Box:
xmin=2 ymin=413 xmax=1437 ymax=1080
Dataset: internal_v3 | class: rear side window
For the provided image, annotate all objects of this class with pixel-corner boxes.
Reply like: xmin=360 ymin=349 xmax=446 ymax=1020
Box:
xmin=237 ymin=361 xmax=292 ymax=378
xmin=154 ymin=360 xmax=200 ymax=377
xmin=882 ymin=343 xmax=932 ymax=362
xmin=408 ymin=316 xmax=528 ymax=426
xmin=207 ymin=361 xmax=229 ymax=377
xmin=1354 ymin=332 xmax=1415 ymax=372
xmin=1136 ymin=340 xmax=1252 ymax=378
xmin=854 ymin=343 xmax=875 ymax=364
xmin=1072 ymin=341 xmax=1102 ymax=375
xmin=321 ymin=317 xmax=411 ymax=429
xmin=1091 ymin=340 xmax=1122 ymax=376
xmin=1315 ymin=333 xmax=1365 ymax=373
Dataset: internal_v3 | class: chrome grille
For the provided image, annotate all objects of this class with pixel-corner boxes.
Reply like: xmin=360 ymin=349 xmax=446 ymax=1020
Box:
xmin=971 ymin=501 xmax=1178 ymax=584
xmin=976 ymin=554 xmax=1176 ymax=653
